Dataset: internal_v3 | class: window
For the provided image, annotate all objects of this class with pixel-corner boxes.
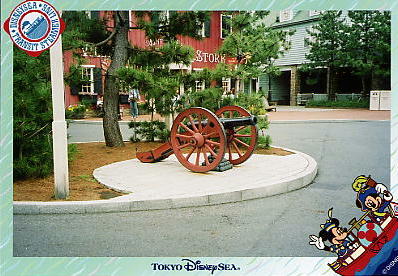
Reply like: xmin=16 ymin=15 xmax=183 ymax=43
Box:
xmin=221 ymin=14 xmax=232 ymax=39
xmin=222 ymin=78 xmax=230 ymax=93
xmin=160 ymin=11 xmax=169 ymax=23
xmin=85 ymin=11 xmax=99 ymax=19
xmin=151 ymin=11 xmax=169 ymax=28
xmin=279 ymin=10 xmax=293 ymax=22
xmin=81 ymin=65 xmax=95 ymax=94
xmin=195 ymin=80 xmax=205 ymax=92
xmin=198 ymin=17 xmax=211 ymax=38
xmin=129 ymin=10 xmax=133 ymax=28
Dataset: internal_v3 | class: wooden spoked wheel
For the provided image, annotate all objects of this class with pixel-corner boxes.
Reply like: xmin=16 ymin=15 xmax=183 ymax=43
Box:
xmin=215 ymin=105 xmax=258 ymax=165
xmin=170 ymin=107 xmax=226 ymax=173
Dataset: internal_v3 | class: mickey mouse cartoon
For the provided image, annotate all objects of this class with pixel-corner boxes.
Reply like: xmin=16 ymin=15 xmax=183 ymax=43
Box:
xmin=352 ymin=175 xmax=393 ymax=221
xmin=309 ymin=208 xmax=358 ymax=259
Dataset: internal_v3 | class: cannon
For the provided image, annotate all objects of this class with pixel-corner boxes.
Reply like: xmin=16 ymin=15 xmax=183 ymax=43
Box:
xmin=136 ymin=105 xmax=258 ymax=173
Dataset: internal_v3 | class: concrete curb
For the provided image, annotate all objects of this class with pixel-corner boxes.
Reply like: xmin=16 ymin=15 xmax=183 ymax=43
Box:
xmin=269 ymin=119 xmax=389 ymax=124
xmin=13 ymin=147 xmax=317 ymax=215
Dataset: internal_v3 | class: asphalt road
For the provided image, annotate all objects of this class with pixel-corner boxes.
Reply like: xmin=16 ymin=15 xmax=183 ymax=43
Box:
xmin=14 ymin=120 xmax=390 ymax=257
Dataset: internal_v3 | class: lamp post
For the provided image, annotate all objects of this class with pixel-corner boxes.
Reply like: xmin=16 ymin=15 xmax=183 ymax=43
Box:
xmin=49 ymin=15 xmax=69 ymax=199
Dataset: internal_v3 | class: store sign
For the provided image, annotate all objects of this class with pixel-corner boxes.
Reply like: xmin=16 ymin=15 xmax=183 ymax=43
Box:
xmin=195 ymin=50 xmax=225 ymax=63
xmin=145 ymin=38 xmax=163 ymax=47
xmin=3 ymin=0 xmax=65 ymax=57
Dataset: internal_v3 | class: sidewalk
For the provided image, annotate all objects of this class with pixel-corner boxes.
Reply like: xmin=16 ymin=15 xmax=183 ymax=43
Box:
xmin=267 ymin=106 xmax=390 ymax=121
xmin=76 ymin=107 xmax=390 ymax=123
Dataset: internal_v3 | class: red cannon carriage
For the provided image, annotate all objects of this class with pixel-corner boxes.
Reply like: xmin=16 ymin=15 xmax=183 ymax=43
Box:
xmin=136 ymin=105 xmax=258 ymax=172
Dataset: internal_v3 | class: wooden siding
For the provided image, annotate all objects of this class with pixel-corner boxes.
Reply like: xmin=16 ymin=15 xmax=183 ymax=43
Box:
xmin=259 ymin=72 xmax=291 ymax=103
xmin=128 ymin=12 xmax=225 ymax=69
xmin=274 ymin=21 xmax=314 ymax=66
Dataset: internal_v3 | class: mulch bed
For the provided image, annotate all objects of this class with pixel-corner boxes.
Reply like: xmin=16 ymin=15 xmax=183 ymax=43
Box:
xmin=13 ymin=142 xmax=292 ymax=201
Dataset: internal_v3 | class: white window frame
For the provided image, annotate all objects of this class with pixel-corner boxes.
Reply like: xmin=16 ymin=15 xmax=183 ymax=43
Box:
xmin=250 ymin=77 xmax=259 ymax=94
xmin=81 ymin=65 xmax=95 ymax=95
xmin=220 ymin=14 xmax=232 ymax=39
xmin=195 ymin=80 xmax=205 ymax=92
xmin=222 ymin=77 xmax=231 ymax=93
xmin=193 ymin=68 xmax=205 ymax=92
xmin=159 ymin=11 xmax=169 ymax=26
xmin=279 ymin=10 xmax=293 ymax=22
xmin=198 ymin=22 xmax=206 ymax=37
xmin=129 ymin=10 xmax=133 ymax=28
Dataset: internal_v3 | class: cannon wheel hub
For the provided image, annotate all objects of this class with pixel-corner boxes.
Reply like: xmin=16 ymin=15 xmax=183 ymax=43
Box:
xmin=170 ymin=107 xmax=226 ymax=173
xmin=192 ymin=133 xmax=205 ymax=147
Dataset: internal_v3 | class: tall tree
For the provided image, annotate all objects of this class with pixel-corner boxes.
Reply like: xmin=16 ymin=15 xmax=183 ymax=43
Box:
xmin=304 ymin=11 xmax=347 ymax=99
xmin=13 ymin=48 xmax=53 ymax=179
xmin=217 ymin=11 xmax=291 ymax=91
xmin=116 ymin=39 xmax=195 ymax=121
xmin=76 ymin=11 xmax=207 ymax=147
xmin=345 ymin=11 xmax=391 ymax=94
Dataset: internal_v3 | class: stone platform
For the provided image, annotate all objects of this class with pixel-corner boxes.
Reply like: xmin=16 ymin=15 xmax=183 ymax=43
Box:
xmin=93 ymin=149 xmax=317 ymax=210
xmin=14 ymin=148 xmax=317 ymax=214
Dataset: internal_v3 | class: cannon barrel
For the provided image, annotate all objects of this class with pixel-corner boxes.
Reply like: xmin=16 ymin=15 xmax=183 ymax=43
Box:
xmin=219 ymin=115 xmax=257 ymax=129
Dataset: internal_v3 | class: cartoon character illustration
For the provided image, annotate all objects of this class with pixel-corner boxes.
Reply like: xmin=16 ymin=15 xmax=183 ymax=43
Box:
xmin=352 ymin=175 xmax=393 ymax=221
xmin=309 ymin=208 xmax=358 ymax=260
xmin=309 ymin=175 xmax=398 ymax=275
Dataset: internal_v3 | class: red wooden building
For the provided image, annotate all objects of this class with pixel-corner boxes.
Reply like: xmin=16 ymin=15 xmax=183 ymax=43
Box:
xmin=63 ymin=11 xmax=237 ymax=108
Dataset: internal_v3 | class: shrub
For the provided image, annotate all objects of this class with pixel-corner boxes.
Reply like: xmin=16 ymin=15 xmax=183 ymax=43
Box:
xmin=13 ymin=49 xmax=53 ymax=180
xmin=187 ymin=87 xmax=223 ymax=112
xmin=65 ymin=104 xmax=86 ymax=119
xmin=13 ymin=47 xmax=79 ymax=180
xmin=234 ymin=93 xmax=266 ymax=115
xmin=257 ymin=135 xmax=272 ymax=149
xmin=235 ymin=116 xmax=271 ymax=149
xmin=138 ymin=102 xmax=151 ymax=115
xmin=129 ymin=120 xmax=169 ymax=142
xmin=306 ymin=99 xmax=369 ymax=108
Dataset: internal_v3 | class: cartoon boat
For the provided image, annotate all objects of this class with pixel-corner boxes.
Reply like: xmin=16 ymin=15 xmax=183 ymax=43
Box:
xmin=329 ymin=206 xmax=398 ymax=275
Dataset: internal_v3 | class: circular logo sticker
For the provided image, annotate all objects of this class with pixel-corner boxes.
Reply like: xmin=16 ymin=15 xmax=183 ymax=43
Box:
xmin=3 ymin=0 xmax=65 ymax=57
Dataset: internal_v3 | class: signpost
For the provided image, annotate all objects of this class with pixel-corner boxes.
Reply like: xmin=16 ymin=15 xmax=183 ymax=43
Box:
xmin=49 ymin=22 xmax=69 ymax=199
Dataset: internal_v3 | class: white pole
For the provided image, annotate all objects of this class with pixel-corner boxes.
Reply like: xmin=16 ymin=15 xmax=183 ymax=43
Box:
xmin=50 ymin=15 xmax=69 ymax=199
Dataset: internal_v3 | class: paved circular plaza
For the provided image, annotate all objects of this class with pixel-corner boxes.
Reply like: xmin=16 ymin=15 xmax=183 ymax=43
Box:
xmin=93 ymin=149 xmax=317 ymax=211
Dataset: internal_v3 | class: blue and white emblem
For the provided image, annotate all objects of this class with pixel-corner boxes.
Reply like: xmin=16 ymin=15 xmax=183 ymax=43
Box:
xmin=4 ymin=0 xmax=65 ymax=56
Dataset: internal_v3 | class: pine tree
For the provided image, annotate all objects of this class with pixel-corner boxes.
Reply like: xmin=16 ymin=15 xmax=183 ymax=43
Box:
xmin=345 ymin=11 xmax=390 ymax=94
xmin=63 ymin=11 xmax=207 ymax=147
xmin=304 ymin=11 xmax=347 ymax=99
xmin=13 ymin=48 xmax=54 ymax=179
xmin=217 ymin=11 xmax=291 ymax=91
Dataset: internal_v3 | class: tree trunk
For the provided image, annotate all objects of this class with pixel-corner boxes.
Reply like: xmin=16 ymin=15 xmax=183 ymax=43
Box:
xmin=360 ymin=75 xmax=371 ymax=97
xmin=326 ymin=67 xmax=331 ymax=100
xmin=103 ymin=11 xmax=129 ymax=147
xmin=371 ymin=71 xmax=384 ymax=91
xmin=326 ymin=66 xmax=337 ymax=101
